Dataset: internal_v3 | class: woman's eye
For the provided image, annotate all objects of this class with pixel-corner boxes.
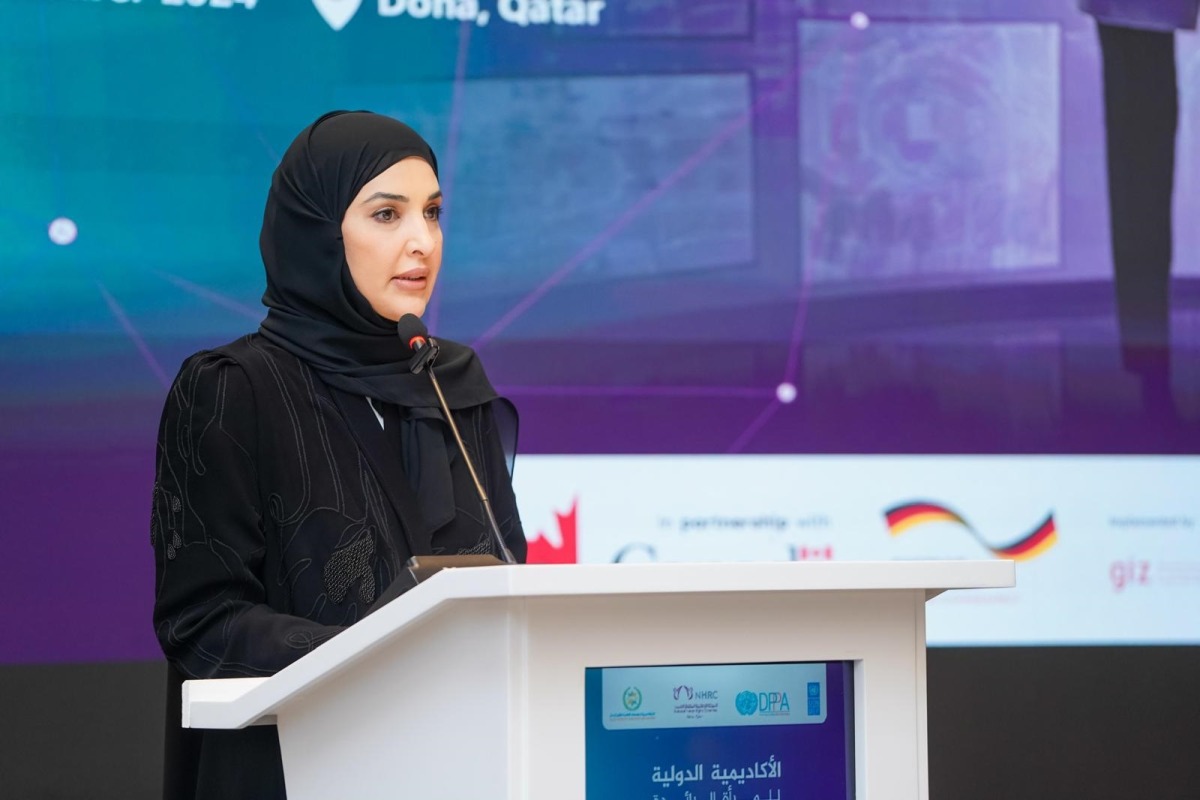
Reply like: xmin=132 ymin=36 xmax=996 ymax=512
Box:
xmin=372 ymin=208 xmax=396 ymax=222
xmin=425 ymin=205 xmax=443 ymax=222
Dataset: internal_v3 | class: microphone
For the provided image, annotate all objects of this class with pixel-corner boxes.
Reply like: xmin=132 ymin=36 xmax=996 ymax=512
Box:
xmin=396 ymin=314 xmax=517 ymax=566
xmin=398 ymin=319 xmax=439 ymax=375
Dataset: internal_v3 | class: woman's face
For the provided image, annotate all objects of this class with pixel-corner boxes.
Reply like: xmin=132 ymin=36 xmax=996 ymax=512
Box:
xmin=341 ymin=157 xmax=443 ymax=322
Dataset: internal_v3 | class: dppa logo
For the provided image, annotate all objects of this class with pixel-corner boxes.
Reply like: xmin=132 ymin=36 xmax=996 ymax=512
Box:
xmin=885 ymin=501 xmax=1058 ymax=561
xmin=312 ymin=0 xmax=362 ymax=30
xmin=735 ymin=690 xmax=791 ymax=716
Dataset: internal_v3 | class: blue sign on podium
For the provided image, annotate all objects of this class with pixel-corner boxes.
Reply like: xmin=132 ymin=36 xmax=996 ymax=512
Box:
xmin=585 ymin=661 xmax=854 ymax=800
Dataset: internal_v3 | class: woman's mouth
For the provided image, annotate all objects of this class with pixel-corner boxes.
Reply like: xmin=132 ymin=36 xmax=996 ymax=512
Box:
xmin=392 ymin=270 xmax=428 ymax=290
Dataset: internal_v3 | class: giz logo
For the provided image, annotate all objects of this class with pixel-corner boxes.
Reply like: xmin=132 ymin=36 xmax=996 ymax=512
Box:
xmin=526 ymin=498 xmax=577 ymax=564
xmin=312 ymin=0 xmax=363 ymax=30
xmin=1110 ymin=559 xmax=1150 ymax=592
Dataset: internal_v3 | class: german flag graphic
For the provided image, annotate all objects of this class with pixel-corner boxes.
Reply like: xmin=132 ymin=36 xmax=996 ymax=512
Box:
xmin=885 ymin=502 xmax=972 ymax=536
xmin=885 ymin=502 xmax=1058 ymax=561
xmin=991 ymin=514 xmax=1057 ymax=561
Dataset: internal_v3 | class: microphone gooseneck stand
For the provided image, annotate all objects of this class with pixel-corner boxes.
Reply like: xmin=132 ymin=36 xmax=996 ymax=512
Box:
xmin=396 ymin=315 xmax=515 ymax=590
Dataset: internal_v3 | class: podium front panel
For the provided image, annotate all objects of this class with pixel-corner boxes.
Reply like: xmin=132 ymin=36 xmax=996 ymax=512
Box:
xmin=522 ymin=589 xmax=928 ymax=800
xmin=273 ymin=599 xmax=524 ymax=799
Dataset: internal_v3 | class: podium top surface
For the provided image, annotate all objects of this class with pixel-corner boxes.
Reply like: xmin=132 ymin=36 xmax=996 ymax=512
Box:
xmin=182 ymin=560 xmax=1013 ymax=729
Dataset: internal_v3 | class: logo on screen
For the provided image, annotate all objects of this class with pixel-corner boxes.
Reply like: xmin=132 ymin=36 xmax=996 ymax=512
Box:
xmin=312 ymin=0 xmax=362 ymax=31
xmin=884 ymin=501 xmax=1058 ymax=561
xmin=673 ymin=685 xmax=692 ymax=701
xmin=622 ymin=686 xmax=642 ymax=711
xmin=527 ymin=498 xmax=578 ymax=564
xmin=736 ymin=690 xmax=791 ymax=716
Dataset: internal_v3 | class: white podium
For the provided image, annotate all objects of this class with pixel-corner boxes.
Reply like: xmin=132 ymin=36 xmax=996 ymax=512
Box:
xmin=183 ymin=561 xmax=1013 ymax=799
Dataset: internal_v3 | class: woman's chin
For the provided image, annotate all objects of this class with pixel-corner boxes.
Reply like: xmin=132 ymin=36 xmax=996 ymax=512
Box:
xmin=375 ymin=300 xmax=428 ymax=323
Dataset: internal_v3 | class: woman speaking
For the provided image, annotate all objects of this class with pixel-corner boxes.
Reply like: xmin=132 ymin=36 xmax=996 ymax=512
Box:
xmin=150 ymin=111 xmax=526 ymax=799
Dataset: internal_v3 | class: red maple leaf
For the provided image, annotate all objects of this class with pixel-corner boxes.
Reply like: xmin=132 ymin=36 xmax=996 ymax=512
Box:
xmin=527 ymin=498 xmax=578 ymax=564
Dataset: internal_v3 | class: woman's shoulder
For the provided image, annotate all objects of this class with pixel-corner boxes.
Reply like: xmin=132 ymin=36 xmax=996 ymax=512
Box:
xmin=165 ymin=335 xmax=312 ymax=421
xmin=174 ymin=333 xmax=301 ymax=382
xmin=161 ymin=334 xmax=311 ymax=434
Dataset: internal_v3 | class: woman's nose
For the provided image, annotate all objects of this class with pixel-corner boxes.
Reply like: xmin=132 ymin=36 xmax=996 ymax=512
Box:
xmin=403 ymin=218 xmax=434 ymax=257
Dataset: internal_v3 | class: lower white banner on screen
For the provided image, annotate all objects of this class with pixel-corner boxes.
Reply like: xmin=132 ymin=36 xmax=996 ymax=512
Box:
xmin=513 ymin=455 xmax=1200 ymax=645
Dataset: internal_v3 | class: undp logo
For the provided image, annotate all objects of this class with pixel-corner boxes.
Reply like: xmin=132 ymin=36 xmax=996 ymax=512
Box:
xmin=735 ymin=690 xmax=757 ymax=716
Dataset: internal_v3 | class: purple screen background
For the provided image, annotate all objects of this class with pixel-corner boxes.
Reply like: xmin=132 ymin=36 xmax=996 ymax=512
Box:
xmin=2 ymin=0 xmax=1198 ymax=663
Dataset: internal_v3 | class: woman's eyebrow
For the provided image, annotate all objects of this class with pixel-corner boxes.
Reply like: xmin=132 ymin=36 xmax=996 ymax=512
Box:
xmin=360 ymin=191 xmax=408 ymax=205
xmin=359 ymin=190 xmax=443 ymax=205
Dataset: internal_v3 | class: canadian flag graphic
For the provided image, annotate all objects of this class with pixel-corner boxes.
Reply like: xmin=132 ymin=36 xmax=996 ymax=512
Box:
xmin=526 ymin=498 xmax=578 ymax=564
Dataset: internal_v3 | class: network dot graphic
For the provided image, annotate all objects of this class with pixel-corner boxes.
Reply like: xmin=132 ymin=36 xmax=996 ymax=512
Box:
xmin=48 ymin=217 xmax=78 ymax=246
xmin=850 ymin=11 xmax=870 ymax=30
xmin=776 ymin=382 xmax=798 ymax=404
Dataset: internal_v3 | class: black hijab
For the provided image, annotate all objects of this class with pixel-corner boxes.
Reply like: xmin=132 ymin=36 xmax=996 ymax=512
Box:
xmin=257 ymin=110 xmax=498 ymax=411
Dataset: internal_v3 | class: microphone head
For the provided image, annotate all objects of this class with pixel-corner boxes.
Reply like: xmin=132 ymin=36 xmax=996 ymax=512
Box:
xmin=397 ymin=314 xmax=439 ymax=374
xmin=396 ymin=314 xmax=430 ymax=354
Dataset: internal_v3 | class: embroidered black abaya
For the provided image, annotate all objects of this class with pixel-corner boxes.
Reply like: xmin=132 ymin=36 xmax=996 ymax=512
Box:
xmin=150 ymin=111 xmax=525 ymax=800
